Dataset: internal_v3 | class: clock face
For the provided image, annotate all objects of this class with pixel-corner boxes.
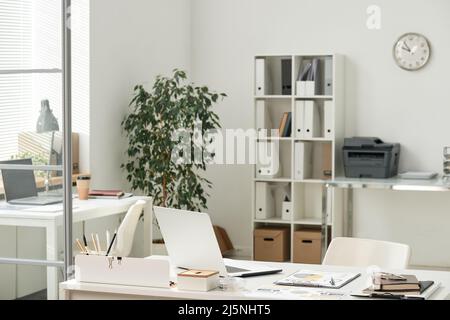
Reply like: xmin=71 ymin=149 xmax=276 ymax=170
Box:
xmin=393 ymin=33 xmax=430 ymax=71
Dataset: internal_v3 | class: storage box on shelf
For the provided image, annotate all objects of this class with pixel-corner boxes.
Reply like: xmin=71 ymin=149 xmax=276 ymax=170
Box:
xmin=252 ymin=54 xmax=345 ymax=263
xmin=254 ymin=227 xmax=290 ymax=262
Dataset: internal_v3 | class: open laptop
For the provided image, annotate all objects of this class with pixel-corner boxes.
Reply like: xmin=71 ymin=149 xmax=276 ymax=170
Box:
xmin=0 ymin=159 xmax=63 ymax=206
xmin=155 ymin=206 xmax=282 ymax=278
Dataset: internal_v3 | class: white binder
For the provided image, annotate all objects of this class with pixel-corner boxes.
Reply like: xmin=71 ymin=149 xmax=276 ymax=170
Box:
xmin=255 ymin=182 xmax=275 ymax=220
xmin=256 ymin=100 xmax=271 ymax=134
xmin=295 ymin=100 xmax=305 ymax=139
xmin=256 ymin=142 xmax=281 ymax=178
xmin=304 ymin=101 xmax=321 ymax=139
xmin=255 ymin=58 xmax=270 ymax=96
xmin=324 ymin=57 xmax=333 ymax=95
xmin=294 ymin=142 xmax=312 ymax=180
xmin=323 ymin=101 xmax=334 ymax=139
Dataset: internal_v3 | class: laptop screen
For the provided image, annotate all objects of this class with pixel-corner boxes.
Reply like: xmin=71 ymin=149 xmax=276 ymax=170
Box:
xmin=0 ymin=159 xmax=38 ymax=201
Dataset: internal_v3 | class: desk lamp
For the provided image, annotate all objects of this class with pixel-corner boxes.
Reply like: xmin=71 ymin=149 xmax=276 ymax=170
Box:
xmin=36 ymin=99 xmax=60 ymax=193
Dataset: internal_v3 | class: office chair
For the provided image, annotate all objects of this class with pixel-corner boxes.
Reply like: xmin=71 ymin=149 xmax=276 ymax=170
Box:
xmin=322 ymin=237 xmax=411 ymax=269
xmin=113 ymin=200 xmax=147 ymax=257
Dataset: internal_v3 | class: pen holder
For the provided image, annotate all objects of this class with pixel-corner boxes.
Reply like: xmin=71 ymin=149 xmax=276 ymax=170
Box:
xmin=75 ymin=255 xmax=170 ymax=288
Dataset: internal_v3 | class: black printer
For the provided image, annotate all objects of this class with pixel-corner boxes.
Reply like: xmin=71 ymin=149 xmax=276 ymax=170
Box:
xmin=343 ymin=137 xmax=401 ymax=179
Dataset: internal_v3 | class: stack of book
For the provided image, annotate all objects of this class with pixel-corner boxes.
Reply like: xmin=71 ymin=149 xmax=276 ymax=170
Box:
xmin=362 ymin=272 xmax=434 ymax=298
xmin=89 ymin=190 xmax=132 ymax=199
xmin=278 ymin=112 xmax=292 ymax=137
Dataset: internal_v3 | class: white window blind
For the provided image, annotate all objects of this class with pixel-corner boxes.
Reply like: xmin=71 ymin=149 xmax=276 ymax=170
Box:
xmin=0 ymin=0 xmax=62 ymax=161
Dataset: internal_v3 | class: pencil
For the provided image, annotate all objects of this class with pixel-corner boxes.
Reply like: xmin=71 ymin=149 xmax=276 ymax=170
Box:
xmin=91 ymin=233 xmax=99 ymax=254
xmin=75 ymin=239 xmax=86 ymax=254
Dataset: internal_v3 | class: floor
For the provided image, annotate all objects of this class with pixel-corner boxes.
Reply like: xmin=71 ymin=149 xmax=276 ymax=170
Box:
xmin=16 ymin=289 xmax=47 ymax=300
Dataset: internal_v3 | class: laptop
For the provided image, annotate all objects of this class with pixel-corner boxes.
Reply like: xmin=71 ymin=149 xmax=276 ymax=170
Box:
xmin=0 ymin=159 xmax=63 ymax=206
xmin=154 ymin=206 xmax=282 ymax=278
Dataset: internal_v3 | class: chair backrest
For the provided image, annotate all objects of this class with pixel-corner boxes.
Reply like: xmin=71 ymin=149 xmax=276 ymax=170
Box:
xmin=113 ymin=200 xmax=146 ymax=257
xmin=322 ymin=237 xmax=411 ymax=269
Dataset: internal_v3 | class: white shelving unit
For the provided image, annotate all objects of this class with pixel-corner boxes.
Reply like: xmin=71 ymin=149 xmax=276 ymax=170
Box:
xmin=252 ymin=54 xmax=345 ymax=263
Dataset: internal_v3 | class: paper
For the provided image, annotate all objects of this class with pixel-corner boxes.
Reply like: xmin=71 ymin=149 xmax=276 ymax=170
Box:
xmin=248 ymin=286 xmax=346 ymax=300
xmin=275 ymin=270 xmax=361 ymax=289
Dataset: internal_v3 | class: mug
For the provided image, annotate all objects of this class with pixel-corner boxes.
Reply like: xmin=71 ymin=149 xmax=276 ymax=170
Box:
xmin=77 ymin=176 xmax=91 ymax=200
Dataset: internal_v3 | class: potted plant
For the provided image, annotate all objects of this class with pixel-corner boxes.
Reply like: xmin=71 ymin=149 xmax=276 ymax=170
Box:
xmin=122 ymin=70 xmax=226 ymax=252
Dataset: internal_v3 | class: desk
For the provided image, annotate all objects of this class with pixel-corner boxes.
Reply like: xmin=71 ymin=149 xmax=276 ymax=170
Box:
xmin=321 ymin=176 xmax=450 ymax=251
xmin=59 ymin=258 xmax=450 ymax=300
xmin=0 ymin=196 xmax=153 ymax=300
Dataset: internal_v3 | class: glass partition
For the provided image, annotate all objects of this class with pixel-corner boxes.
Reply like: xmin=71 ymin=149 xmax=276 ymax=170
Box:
xmin=0 ymin=0 xmax=73 ymax=300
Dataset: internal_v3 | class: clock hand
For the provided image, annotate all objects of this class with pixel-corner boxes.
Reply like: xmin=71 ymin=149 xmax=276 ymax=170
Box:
xmin=403 ymin=41 xmax=411 ymax=52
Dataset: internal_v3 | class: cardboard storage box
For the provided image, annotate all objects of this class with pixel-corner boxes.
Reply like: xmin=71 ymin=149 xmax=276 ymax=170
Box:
xmin=254 ymin=228 xmax=290 ymax=262
xmin=293 ymin=229 xmax=322 ymax=264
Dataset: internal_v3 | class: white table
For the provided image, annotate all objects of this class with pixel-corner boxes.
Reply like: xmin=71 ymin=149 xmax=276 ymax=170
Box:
xmin=0 ymin=196 xmax=153 ymax=300
xmin=59 ymin=258 xmax=450 ymax=300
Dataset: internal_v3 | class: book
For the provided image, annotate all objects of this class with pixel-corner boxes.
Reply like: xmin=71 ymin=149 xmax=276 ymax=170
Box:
xmin=283 ymin=112 xmax=292 ymax=137
xmin=372 ymin=274 xmax=420 ymax=291
xmin=360 ymin=281 xmax=436 ymax=299
xmin=275 ymin=270 xmax=361 ymax=289
xmin=278 ymin=112 xmax=289 ymax=137
xmin=88 ymin=190 xmax=133 ymax=199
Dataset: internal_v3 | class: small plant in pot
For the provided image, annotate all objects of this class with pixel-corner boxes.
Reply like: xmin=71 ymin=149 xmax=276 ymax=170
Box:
xmin=121 ymin=69 xmax=226 ymax=245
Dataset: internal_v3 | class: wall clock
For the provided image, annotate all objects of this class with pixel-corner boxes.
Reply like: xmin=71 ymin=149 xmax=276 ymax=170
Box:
xmin=393 ymin=33 xmax=430 ymax=71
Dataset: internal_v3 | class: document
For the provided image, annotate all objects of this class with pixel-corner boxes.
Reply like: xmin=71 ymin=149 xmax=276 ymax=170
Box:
xmin=275 ymin=270 xmax=361 ymax=289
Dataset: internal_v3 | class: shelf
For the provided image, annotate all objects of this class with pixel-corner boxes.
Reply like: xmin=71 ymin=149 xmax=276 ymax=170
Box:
xmin=254 ymin=95 xmax=292 ymax=99
xmin=257 ymin=137 xmax=292 ymax=141
xmin=295 ymin=138 xmax=333 ymax=142
xmin=254 ymin=218 xmax=291 ymax=225
xmin=293 ymin=218 xmax=331 ymax=226
xmin=295 ymin=95 xmax=333 ymax=100
xmin=294 ymin=179 xmax=332 ymax=184
xmin=254 ymin=178 xmax=292 ymax=183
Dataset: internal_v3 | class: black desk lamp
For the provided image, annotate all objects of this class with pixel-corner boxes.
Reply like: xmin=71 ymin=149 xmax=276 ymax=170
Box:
xmin=36 ymin=100 xmax=60 ymax=192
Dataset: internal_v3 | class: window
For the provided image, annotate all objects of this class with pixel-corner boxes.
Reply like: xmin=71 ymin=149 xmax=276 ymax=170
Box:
xmin=0 ymin=0 xmax=89 ymax=166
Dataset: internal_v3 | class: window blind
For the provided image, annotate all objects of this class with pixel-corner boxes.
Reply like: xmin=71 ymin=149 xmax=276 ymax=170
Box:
xmin=0 ymin=0 xmax=33 ymax=160
xmin=0 ymin=0 xmax=61 ymax=161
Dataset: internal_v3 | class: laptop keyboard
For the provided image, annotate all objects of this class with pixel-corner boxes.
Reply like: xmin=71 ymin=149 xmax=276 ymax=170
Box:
xmin=226 ymin=265 xmax=250 ymax=273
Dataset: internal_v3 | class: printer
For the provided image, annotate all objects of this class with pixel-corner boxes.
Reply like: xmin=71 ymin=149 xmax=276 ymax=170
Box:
xmin=343 ymin=137 xmax=401 ymax=179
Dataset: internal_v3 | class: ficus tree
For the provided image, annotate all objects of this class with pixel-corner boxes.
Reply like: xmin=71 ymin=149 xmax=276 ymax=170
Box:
xmin=121 ymin=69 xmax=226 ymax=212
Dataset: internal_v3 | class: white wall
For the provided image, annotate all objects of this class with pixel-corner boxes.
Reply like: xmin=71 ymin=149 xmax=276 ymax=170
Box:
xmin=90 ymin=0 xmax=191 ymax=191
xmin=190 ymin=0 xmax=450 ymax=267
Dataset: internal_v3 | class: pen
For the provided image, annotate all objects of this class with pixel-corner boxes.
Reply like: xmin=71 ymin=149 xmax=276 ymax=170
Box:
xmin=75 ymin=238 xmax=86 ymax=254
xmin=96 ymin=233 xmax=102 ymax=253
xmin=91 ymin=233 xmax=99 ymax=254
xmin=330 ymin=277 xmax=336 ymax=286
xmin=106 ymin=232 xmax=117 ymax=256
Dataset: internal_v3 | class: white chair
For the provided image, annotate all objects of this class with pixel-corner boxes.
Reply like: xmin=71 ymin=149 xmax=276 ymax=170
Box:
xmin=112 ymin=200 xmax=146 ymax=257
xmin=322 ymin=237 xmax=411 ymax=269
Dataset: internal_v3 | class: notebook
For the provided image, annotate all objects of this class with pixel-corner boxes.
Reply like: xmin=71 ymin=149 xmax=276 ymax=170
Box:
xmin=275 ymin=270 xmax=361 ymax=289
xmin=372 ymin=274 xmax=420 ymax=291
xmin=353 ymin=281 xmax=440 ymax=300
